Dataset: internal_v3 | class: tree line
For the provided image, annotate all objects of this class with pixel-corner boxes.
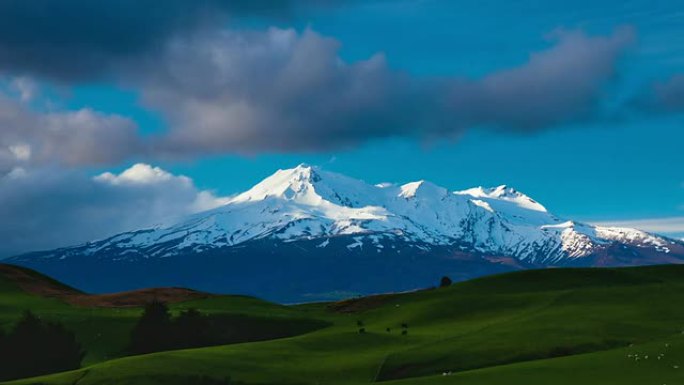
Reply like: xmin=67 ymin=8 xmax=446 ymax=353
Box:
xmin=129 ymin=300 xmax=216 ymax=354
xmin=0 ymin=311 xmax=84 ymax=381
xmin=0 ymin=303 xmax=252 ymax=382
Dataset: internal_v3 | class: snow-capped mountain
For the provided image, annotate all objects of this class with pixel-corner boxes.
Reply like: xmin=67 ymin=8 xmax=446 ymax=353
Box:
xmin=7 ymin=165 xmax=684 ymax=302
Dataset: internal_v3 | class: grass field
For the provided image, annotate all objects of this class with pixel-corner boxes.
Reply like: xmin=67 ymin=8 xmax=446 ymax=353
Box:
xmin=2 ymin=264 xmax=684 ymax=384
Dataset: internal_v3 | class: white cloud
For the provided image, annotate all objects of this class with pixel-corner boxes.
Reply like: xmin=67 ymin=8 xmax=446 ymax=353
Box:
xmin=5 ymin=166 xmax=27 ymax=179
xmin=8 ymin=143 xmax=31 ymax=161
xmin=0 ymin=163 xmax=229 ymax=257
xmin=95 ymin=163 xmax=189 ymax=185
xmin=9 ymin=76 xmax=38 ymax=102
xmin=192 ymin=190 xmax=232 ymax=212
xmin=591 ymin=217 xmax=684 ymax=236
xmin=0 ymin=90 xmax=142 ymax=174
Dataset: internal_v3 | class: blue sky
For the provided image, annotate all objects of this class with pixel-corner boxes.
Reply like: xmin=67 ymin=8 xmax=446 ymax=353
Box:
xmin=0 ymin=0 xmax=683 ymax=254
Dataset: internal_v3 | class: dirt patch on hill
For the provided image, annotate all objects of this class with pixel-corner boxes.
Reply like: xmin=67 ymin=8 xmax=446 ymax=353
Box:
xmin=327 ymin=293 xmax=400 ymax=313
xmin=0 ymin=264 xmax=82 ymax=297
xmin=0 ymin=264 xmax=213 ymax=308
xmin=69 ymin=287 xmax=213 ymax=307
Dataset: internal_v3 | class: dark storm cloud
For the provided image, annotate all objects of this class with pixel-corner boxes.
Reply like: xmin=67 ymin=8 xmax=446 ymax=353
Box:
xmin=0 ymin=0 xmax=341 ymax=81
xmin=0 ymin=26 xmax=634 ymax=165
xmin=135 ymin=27 xmax=634 ymax=155
xmin=138 ymin=28 xmax=418 ymax=154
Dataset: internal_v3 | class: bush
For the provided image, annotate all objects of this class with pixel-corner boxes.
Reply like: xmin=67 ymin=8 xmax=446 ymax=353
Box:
xmin=0 ymin=311 xmax=84 ymax=381
xmin=440 ymin=276 xmax=453 ymax=287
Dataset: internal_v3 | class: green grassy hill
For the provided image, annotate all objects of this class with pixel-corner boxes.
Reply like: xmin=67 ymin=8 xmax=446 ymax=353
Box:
xmin=0 ymin=264 xmax=329 ymax=365
xmin=3 ymin=264 xmax=684 ymax=384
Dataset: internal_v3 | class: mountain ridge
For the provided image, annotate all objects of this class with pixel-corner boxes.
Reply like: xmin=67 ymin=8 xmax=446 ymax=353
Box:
xmin=6 ymin=164 xmax=684 ymax=302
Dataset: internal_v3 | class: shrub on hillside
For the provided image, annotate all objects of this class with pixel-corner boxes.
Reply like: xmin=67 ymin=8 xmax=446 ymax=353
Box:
xmin=440 ymin=276 xmax=453 ymax=287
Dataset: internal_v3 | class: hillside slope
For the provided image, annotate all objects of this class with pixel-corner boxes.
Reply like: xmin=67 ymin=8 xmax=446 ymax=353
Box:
xmin=5 ymin=264 xmax=684 ymax=385
xmin=0 ymin=264 xmax=214 ymax=307
xmin=0 ymin=264 xmax=330 ymax=366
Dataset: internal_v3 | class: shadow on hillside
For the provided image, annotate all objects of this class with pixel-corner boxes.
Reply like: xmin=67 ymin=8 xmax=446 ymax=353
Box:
xmin=127 ymin=301 xmax=330 ymax=356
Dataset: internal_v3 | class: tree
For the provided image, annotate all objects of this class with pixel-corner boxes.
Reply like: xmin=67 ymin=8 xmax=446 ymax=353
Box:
xmin=0 ymin=328 xmax=7 ymax=368
xmin=129 ymin=300 xmax=173 ymax=354
xmin=42 ymin=320 xmax=85 ymax=374
xmin=440 ymin=276 xmax=452 ymax=287
xmin=0 ymin=311 xmax=84 ymax=381
xmin=174 ymin=308 xmax=211 ymax=348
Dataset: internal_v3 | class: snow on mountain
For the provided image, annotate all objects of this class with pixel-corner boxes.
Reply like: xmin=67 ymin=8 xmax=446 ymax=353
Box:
xmin=45 ymin=164 xmax=677 ymax=265
xmin=9 ymin=164 xmax=684 ymax=302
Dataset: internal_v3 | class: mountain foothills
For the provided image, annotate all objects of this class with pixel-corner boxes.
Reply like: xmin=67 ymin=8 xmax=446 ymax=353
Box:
xmin=4 ymin=264 xmax=684 ymax=385
xmin=7 ymin=165 xmax=684 ymax=302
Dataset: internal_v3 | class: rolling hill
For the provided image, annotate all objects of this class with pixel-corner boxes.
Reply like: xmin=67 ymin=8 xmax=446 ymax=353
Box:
xmin=2 ymin=263 xmax=684 ymax=384
xmin=0 ymin=264 xmax=327 ymax=366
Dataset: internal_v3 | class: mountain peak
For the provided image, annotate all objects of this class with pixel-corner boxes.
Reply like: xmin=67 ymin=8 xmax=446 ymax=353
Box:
xmin=287 ymin=163 xmax=323 ymax=183
xmin=230 ymin=165 xmax=323 ymax=203
xmin=399 ymin=180 xmax=448 ymax=199
xmin=9 ymin=165 xmax=682 ymax=302
xmin=229 ymin=165 xmax=380 ymax=209
xmin=291 ymin=162 xmax=317 ymax=173
xmin=488 ymin=184 xmax=521 ymax=198
xmin=457 ymin=185 xmax=547 ymax=213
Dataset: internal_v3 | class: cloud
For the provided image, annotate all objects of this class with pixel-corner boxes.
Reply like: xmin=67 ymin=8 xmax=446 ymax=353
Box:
xmin=0 ymin=163 xmax=228 ymax=257
xmin=591 ymin=217 xmax=684 ymax=236
xmin=0 ymin=24 xmax=636 ymax=162
xmin=134 ymin=26 xmax=634 ymax=155
xmin=9 ymin=77 xmax=38 ymax=102
xmin=95 ymin=163 xmax=190 ymax=185
xmin=0 ymin=92 xmax=142 ymax=173
xmin=0 ymin=26 xmax=633 ymax=164
xmin=0 ymin=0 xmax=350 ymax=81
xmin=447 ymin=27 xmax=635 ymax=130
xmin=633 ymin=74 xmax=684 ymax=113
xmin=138 ymin=28 xmax=414 ymax=155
